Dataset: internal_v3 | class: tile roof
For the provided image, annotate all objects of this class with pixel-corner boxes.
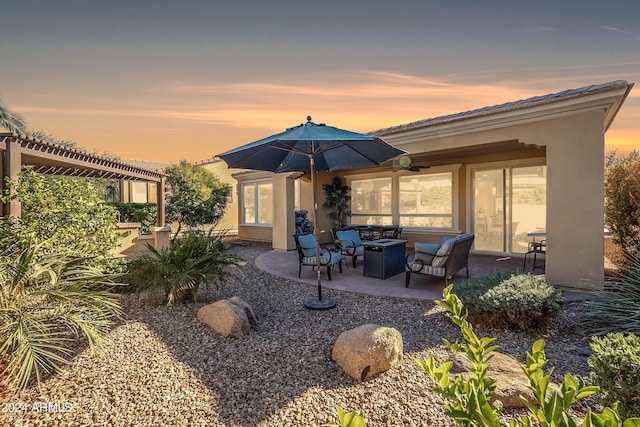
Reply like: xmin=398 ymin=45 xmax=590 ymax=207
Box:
xmin=371 ymin=80 xmax=632 ymax=136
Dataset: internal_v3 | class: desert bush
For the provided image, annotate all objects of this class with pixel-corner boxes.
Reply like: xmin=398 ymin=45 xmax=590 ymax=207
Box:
xmin=0 ymin=241 xmax=122 ymax=390
xmin=122 ymin=230 xmax=240 ymax=304
xmin=605 ymin=157 xmax=640 ymax=249
xmin=452 ymin=272 xmax=563 ymax=331
xmin=589 ymin=333 xmax=640 ymax=419
xmin=586 ymin=248 xmax=640 ymax=335
xmin=108 ymin=202 xmax=157 ymax=234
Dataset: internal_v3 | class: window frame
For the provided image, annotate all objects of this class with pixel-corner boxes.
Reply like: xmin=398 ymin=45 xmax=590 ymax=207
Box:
xmin=240 ymin=179 xmax=273 ymax=226
xmin=345 ymin=164 xmax=461 ymax=232
xmin=398 ymin=171 xmax=455 ymax=229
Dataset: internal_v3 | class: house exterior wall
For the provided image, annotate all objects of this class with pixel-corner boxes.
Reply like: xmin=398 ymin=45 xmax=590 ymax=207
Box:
xmin=384 ymin=108 xmax=607 ymax=291
xmin=200 ymin=160 xmax=240 ymax=234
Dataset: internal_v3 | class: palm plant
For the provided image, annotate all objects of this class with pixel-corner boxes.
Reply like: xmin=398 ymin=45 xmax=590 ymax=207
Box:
xmin=0 ymin=242 xmax=123 ymax=390
xmin=123 ymin=231 xmax=240 ymax=304
xmin=0 ymin=98 xmax=27 ymax=135
xmin=323 ymin=177 xmax=351 ymax=228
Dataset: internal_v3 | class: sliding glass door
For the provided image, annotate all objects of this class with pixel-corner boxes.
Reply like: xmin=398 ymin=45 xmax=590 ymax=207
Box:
xmin=472 ymin=165 xmax=546 ymax=254
xmin=473 ymin=169 xmax=506 ymax=252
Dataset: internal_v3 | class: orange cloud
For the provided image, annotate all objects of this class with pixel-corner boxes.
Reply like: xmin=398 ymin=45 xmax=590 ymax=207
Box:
xmin=11 ymin=69 xmax=640 ymax=162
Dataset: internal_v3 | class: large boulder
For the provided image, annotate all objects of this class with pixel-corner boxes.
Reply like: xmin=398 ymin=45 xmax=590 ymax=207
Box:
xmin=197 ymin=297 xmax=256 ymax=338
xmin=450 ymin=351 xmax=535 ymax=408
xmin=332 ymin=324 xmax=403 ymax=381
xmin=227 ymin=296 xmax=258 ymax=328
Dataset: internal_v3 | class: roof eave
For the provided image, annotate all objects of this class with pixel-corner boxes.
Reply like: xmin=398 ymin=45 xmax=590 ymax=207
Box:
xmin=371 ymin=81 xmax=634 ymax=138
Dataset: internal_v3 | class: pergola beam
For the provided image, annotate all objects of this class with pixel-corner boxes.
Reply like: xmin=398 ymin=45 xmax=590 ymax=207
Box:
xmin=1 ymin=133 xmax=167 ymax=226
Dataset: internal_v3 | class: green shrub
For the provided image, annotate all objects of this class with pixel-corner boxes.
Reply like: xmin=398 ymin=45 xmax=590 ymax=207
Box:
xmin=108 ymin=202 xmax=157 ymax=234
xmin=123 ymin=231 xmax=240 ymax=304
xmin=452 ymin=272 xmax=563 ymax=331
xmin=589 ymin=333 xmax=640 ymax=419
xmin=1 ymin=169 xmax=120 ymax=261
xmin=586 ymin=248 xmax=640 ymax=335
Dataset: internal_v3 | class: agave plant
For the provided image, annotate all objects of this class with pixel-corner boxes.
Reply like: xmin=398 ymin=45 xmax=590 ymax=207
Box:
xmin=123 ymin=231 xmax=240 ymax=304
xmin=586 ymin=245 xmax=640 ymax=335
xmin=0 ymin=241 xmax=123 ymax=390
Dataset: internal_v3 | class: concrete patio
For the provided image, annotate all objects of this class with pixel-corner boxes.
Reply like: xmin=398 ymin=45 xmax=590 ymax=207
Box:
xmin=256 ymin=249 xmax=532 ymax=301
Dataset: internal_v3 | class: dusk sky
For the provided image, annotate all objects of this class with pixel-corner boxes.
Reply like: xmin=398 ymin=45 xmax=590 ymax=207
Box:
xmin=1 ymin=0 xmax=639 ymax=163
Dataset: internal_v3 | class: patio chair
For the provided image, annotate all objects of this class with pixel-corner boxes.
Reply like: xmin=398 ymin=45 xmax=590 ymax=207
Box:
xmin=523 ymin=239 xmax=546 ymax=272
xmin=332 ymin=226 xmax=365 ymax=268
xmin=293 ymin=233 xmax=343 ymax=280
xmin=405 ymin=233 xmax=475 ymax=287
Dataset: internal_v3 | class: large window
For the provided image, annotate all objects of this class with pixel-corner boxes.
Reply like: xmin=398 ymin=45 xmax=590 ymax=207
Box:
xmin=241 ymin=181 xmax=273 ymax=225
xmin=399 ymin=172 xmax=453 ymax=228
xmin=351 ymin=177 xmax=392 ymax=225
xmin=349 ymin=167 xmax=458 ymax=229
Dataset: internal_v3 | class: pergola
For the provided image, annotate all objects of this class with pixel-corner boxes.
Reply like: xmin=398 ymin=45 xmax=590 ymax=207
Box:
xmin=0 ymin=133 xmax=165 ymax=225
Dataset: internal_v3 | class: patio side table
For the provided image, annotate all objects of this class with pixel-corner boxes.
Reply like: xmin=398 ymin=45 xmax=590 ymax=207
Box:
xmin=363 ymin=239 xmax=407 ymax=279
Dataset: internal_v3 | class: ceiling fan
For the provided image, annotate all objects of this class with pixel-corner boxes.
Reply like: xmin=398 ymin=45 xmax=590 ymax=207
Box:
xmin=393 ymin=155 xmax=430 ymax=172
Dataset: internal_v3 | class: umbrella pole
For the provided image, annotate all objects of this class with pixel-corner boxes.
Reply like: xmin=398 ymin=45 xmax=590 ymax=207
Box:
xmin=304 ymin=151 xmax=336 ymax=310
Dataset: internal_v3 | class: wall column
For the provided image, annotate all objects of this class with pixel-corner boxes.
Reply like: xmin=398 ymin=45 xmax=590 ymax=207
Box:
xmin=5 ymin=139 xmax=22 ymax=217
xmin=545 ymin=110 xmax=605 ymax=291
xmin=272 ymin=173 xmax=296 ymax=251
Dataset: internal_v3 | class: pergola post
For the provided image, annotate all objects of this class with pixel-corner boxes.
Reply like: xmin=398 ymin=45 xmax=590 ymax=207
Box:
xmin=156 ymin=176 xmax=166 ymax=226
xmin=5 ymin=139 xmax=22 ymax=217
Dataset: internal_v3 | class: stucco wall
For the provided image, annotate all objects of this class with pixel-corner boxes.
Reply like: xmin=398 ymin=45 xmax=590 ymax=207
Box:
xmin=200 ymin=160 xmax=239 ymax=234
xmin=384 ymin=108 xmax=607 ymax=291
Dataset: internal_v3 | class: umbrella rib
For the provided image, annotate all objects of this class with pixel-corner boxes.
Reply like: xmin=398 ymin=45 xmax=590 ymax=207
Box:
xmin=315 ymin=140 xmax=389 ymax=170
xmin=224 ymin=141 xmax=295 ymax=169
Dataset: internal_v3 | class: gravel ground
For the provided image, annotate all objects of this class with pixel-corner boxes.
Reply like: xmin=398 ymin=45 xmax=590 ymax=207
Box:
xmin=1 ymin=239 xmax=596 ymax=427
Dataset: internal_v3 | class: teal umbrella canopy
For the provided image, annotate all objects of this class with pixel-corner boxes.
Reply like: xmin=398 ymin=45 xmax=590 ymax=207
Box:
xmin=217 ymin=116 xmax=405 ymax=173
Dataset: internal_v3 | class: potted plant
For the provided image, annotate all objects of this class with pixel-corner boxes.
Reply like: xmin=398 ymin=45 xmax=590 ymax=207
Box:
xmin=323 ymin=177 xmax=351 ymax=228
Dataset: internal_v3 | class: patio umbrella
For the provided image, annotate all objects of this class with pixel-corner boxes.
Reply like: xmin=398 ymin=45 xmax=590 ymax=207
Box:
xmin=217 ymin=116 xmax=405 ymax=310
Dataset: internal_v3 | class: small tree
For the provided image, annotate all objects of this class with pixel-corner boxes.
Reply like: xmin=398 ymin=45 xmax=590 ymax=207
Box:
xmin=605 ymin=154 xmax=640 ymax=249
xmin=165 ymin=161 xmax=231 ymax=240
xmin=323 ymin=176 xmax=351 ymax=228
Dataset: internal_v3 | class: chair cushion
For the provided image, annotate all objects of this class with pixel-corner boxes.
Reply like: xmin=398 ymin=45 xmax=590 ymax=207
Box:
xmin=335 ymin=229 xmax=362 ymax=248
xmin=435 ymin=238 xmax=455 ymax=257
xmin=414 ymin=252 xmax=435 ymax=265
xmin=302 ymin=250 xmax=341 ymax=266
xmin=297 ymin=234 xmax=317 ymax=257
xmin=414 ymin=243 xmax=441 ymax=256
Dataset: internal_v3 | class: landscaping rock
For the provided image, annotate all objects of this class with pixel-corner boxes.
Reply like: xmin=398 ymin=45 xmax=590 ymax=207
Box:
xmin=332 ymin=323 xmax=403 ymax=381
xmin=228 ymin=296 xmax=258 ymax=328
xmin=197 ymin=297 xmax=255 ymax=338
xmin=450 ymin=351 xmax=534 ymax=408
